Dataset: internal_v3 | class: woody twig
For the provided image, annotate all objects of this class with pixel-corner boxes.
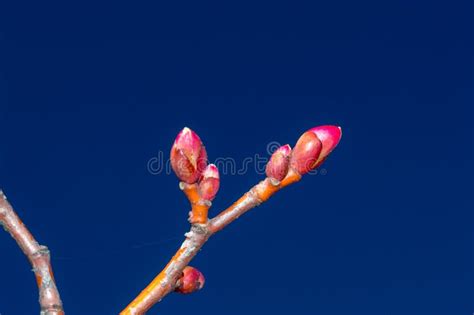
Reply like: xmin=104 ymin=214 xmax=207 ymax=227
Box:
xmin=121 ymin=125 xmax=342 ymax=315
xmin=0 ymin=191 xmax=64 ymax=315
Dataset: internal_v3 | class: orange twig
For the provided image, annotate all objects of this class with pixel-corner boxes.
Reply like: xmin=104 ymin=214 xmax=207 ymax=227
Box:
xmin=180 ymin=182 xmax=211 ymax=224
xmin=209 ymin=169 xmax=301 ymax=233
xmin=120 ymin=168 xmax=302 ymax=315
xmin=0 ymin=190 xmax=64 ymax=315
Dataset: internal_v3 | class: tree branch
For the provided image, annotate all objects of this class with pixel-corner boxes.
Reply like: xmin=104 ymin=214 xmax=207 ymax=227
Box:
xmin=120 ymin=169 xmax=302 ymax=315
xmin=0 ymin=125 xmax=340 ymax=314
xmin=0 ymin=190 xmax=64 ymax=315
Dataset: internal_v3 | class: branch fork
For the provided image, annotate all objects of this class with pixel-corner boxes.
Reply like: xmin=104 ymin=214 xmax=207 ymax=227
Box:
xmin=121 ymin=125 xmax=341 ymax=314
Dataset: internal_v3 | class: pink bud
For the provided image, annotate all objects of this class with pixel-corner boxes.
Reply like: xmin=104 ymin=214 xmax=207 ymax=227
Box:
xmin=170 ymin=127 xmax=208 ymax=184
xmin=265 ymin=144 xmax=291 ymax=181
xmin=198 ymin=164 xmax=220 ymax=201
xmin=290 ymin=131 xmax=322 ymax=174
xmin=175 ymin=266 xmax=205 ymax=294
xmin=309 ymin=125 xmax=342 ymax=168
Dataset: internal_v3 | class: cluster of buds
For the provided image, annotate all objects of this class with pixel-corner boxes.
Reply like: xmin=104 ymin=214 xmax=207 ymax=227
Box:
xmin=171 ymin=127 xmax=220 ymax=202
xmin=167 ymin=125 xmax=341 ymax=299
xmin=266 ymin=125 xmax=342 ymax=180
xmin=174 ymin=266 xmax=205 ymax=294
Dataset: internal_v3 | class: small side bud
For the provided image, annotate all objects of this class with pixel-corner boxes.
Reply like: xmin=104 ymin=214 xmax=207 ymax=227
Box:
xmin=265 ymin=144 xmax=291 ymax=181
xmin=198 ymin=164 xmax=220 ymax=201
xmin=290 ymin=131 xmax=322 ymax=175
xmin=309 ymin=125 xmax=342 ymax=168
xmin=175 ymin=266 xmax=205 ymax=294
xmin=170 ymin=127 xmax=208 ymax=184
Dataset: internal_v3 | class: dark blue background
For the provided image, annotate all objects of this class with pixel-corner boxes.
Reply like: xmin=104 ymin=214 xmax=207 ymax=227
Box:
xmin=0 ymin=1 xmax=472 ymax=314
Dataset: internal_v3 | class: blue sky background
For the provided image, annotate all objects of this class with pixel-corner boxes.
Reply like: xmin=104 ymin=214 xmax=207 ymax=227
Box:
xmin=0 ymin=1 xmax=472 ymax=314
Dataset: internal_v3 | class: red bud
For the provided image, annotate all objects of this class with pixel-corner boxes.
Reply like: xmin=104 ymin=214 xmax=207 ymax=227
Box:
xmin=290 ymin=131 xmax=322 ymax=174
xmin=198 ymin=164 xmax=220 ymax=201
xmin=309 ymin=125 xmax=342 ymax=168
xmin=175 ymin=266 xmax=205 ymax=294
xmin=265 ymin=144 xmax=291 ymax=181
xmin=170 ymin=127 xmax=208 ymax=184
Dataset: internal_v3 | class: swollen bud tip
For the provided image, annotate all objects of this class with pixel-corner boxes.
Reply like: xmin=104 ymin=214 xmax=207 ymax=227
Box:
xmin=175 ymin=266 xmax=205 ymax=294
xmin=309 ymin=125 xmax=342 ymax=168
xmin=290 ymin=131 xmax=322 ymax=175
xmin=170 ymin=127 xmax=208 ymax=184
xmin=266 ymin=144 xmax=292 ymax=181
xmin=198 ymin=164 xmax=220 ymax=201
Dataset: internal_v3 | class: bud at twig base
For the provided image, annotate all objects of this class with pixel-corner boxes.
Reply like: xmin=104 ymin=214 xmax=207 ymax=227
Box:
xmin=198 ymin=164 xmax=220 ymax=201
xmin=266 ymin=144 xmax=292 ymax=181
xmin=175 ymin=266 xmax=205 ymax=294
